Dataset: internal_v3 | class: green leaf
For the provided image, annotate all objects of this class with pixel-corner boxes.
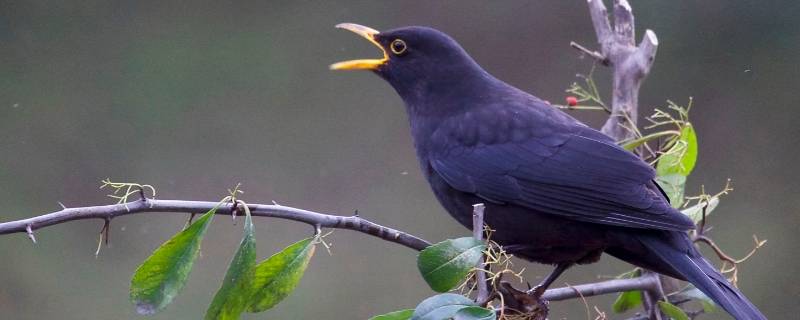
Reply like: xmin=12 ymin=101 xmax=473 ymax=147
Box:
xmin=657 ymin=301 xmax=690 ymax=320
xmin=246 ymin=237 xmax=316 ymax=312
xmin=612 ymin=290 xmax=643 ymax=313
xmin=417 ymin=237 xmax=485 ymax=292
xmin=680 ymin=196 xmax=720 ymax=223
xmin=656 ymin=174 xmax=687 ymax=208
xmin=130 ymin=206 xmax=217 ymax=315
xmin=204 ymin=212 xmax=256 ymax=320
xmin=453 ymin=306 xmax=495 ymax=320
xmin=611 ymin=269 xmax=642 ymax=313
xmin=657 ymin=124 xmax=698 ymax=177
xmin=369 ymin=309 xmax=414 ymax=320
xmin=700 ymin=300 xmax=717 ymax=313
xmin=676 ymin=285 xmax=717 ymax=313
xmin=619 ymin=130 xmax=680 ymax=151
xmin=411 ymin=293 xmax=476 ymax=320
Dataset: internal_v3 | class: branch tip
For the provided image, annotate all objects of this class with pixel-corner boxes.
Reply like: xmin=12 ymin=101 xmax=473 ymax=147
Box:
xmin=570 ymin=41 xmax=609 ymax=65
xmin=644 ymin=29 xmax=659 ymax=46
xmin=613 ymin=0 xmax=635 ymax=43
xmin=616 ymin=0 xmax=632 ymax=12
xmin=103 ymin=218 xmax=111 ymax=245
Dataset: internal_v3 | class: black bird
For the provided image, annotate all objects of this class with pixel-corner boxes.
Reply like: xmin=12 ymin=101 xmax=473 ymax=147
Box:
xmin=331 ymin=23 xmax=765 ymax=320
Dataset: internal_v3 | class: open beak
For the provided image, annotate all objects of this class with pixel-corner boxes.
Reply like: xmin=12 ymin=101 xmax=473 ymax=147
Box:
xmin=330 ymin=23 xmax=388 ymax=71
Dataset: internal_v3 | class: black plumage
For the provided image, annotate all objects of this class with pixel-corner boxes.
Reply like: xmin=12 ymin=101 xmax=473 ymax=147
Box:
xmin=332 ymin=24 xmax=765 ymax=320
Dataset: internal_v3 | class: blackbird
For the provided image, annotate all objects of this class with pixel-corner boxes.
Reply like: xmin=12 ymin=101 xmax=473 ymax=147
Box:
xmin=331 ymin=23 xmax=765 ymax=320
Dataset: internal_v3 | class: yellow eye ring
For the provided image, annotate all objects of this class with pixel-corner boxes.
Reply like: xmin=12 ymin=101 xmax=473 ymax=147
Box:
xmin=390 ymin=39 xmax=407 ymax=55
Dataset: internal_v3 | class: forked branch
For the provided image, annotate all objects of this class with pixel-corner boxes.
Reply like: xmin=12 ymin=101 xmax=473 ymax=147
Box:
xmin=577 ymin=0 xmax=659 ymax=142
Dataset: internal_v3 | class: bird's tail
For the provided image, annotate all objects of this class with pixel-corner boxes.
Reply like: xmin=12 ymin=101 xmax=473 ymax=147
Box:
xmin=636 ymin=232 xmax=766 ymax=320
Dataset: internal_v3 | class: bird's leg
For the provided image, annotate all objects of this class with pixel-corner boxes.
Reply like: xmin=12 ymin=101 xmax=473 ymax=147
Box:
xmin=527 ymin=262 xmax=573 ymax=298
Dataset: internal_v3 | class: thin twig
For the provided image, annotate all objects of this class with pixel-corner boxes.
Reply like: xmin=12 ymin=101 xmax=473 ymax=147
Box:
xmin=693 ymin=234 xmax=766 ymax=286
xmin=552 ymin=105 xmax=608 ymax=112
xmin=542 ymin=275 xmax=660 ymax=301
xmin=95 ymin=218 xmax=111 ymax=257
xmin=564 ymin=282 xmax=593 ymax=320
xmin=570 ymin=41 xmax=608 ymax=65
xmin=640 ymin=271 xmax=665 ymax=320
xmin=693 ymin=235 xmax=737 ymax=265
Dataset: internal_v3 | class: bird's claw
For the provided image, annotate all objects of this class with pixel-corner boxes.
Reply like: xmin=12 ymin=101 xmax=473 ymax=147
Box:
xmin=498 ymin=281 xmax=549 ymax=319
xmin=527 ymin=285 xmax=546 ymax=299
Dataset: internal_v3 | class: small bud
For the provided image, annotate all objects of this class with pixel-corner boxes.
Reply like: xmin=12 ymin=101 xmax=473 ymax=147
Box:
xmin=566 ymin=96 xmax=578 ymax=107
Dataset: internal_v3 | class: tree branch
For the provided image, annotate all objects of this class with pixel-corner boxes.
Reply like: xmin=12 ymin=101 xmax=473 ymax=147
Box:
xmin=472 ymin=203 xmax=490 ymax=305
xmin=1 ymin=196 xmax=674 ymax=305
xmin=0 ymin=198 xmax=431 ymax=251
xmin=578 ymin=0 xmax=659 ymax=142
xmin=542 ymin=272 xmax=661 ymax=301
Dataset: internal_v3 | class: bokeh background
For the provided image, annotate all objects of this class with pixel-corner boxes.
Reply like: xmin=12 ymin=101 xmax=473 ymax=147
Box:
xmin=1 ymin=1 xmax=798 ymax=319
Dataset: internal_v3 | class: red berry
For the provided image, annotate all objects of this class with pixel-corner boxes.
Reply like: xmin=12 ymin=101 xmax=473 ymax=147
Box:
xmin=566 ymin=96 xmax=578 ymax=107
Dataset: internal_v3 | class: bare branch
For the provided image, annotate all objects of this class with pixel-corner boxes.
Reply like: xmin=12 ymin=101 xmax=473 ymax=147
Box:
xmin=587 ymin=0 xmax=613 ymax=55
xmin=637 ymin=30 xmax=659 ymax=66
xmin=613 ymin=0 xmax=635 ymax=44
xmin=0 ymin=199 xmax=431 ymax=251
xmin=640 ymin=271 xmax=666 ymax=320
xmin=472 ymin=203 xmax=489 ymax=305
xmin=579 ymin=0 xmax=659 ymax=142
xmin=570 ymin=41 xmax=608 ymax=65
xmin=542 ymin=272 xmax=660 ymax=301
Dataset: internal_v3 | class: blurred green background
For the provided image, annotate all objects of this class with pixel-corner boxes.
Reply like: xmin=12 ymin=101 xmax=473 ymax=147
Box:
xmin=0 ymin=1 xmax=797 ymax=319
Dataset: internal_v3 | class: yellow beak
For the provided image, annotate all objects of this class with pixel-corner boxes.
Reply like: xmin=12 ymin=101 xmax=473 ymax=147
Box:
xmin=330 ymin=23 xmax=388 ymax=71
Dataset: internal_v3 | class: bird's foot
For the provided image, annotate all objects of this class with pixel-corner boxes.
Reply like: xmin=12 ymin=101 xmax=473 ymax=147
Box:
xmin=526 ymin=285 xmax=546 ymax=299
xmin=498 ymin=281 xmax=548 ymax=319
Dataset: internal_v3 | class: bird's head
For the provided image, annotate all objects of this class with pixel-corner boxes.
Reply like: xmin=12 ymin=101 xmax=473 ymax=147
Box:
xmin=331 ymin=23 xmax=491 ymax=108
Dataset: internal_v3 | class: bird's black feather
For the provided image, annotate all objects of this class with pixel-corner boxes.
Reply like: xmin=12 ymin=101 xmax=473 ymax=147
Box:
xmin=427 ymin=98 xmax=694 ymax=231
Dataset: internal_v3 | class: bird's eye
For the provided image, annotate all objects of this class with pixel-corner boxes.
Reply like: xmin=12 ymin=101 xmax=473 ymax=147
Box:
xmin=390 ymin=39 xmax=407 ymax=55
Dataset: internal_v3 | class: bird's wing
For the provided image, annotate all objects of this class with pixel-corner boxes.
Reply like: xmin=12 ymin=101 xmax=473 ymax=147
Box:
xmin=429 ymin=122 xmax=695 ymax=231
